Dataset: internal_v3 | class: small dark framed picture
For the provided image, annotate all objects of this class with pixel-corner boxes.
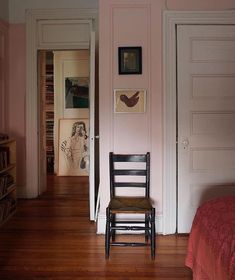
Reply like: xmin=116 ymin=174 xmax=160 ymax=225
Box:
xmin=118 ymin=46 xmax=142 ymax=75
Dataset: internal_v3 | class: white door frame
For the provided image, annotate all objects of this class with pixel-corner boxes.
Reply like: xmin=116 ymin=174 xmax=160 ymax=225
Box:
xmin=163 ymin=10 xmax=235 ymax=234
xmin=26 ymin=9 xmax=98 ymax=217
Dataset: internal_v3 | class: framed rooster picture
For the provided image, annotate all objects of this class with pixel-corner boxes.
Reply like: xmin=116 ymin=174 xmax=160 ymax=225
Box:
xmin=114 ymin=89 xmax=146 ymax=113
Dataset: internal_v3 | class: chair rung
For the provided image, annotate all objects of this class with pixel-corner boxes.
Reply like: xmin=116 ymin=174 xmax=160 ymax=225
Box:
xmin=111 ymin=242 xmax=149 ymax=247
xmin=111 ymin=226 xmax=149 ymax=231
xmin=114 ymin=182 xmax=146 ymax=188
xmin=114 ymin=220 xmax=146 ymax=224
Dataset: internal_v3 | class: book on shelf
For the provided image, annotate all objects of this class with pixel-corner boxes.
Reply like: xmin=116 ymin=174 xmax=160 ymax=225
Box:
xmin=0 ymin=196 xmax=16 ymax=223
xmin=0 ymin=133 xmax=9 ymax=141
xmin=46 ymin=139 xmax=54 ymax=143
xmin=46 ymin=112 xmax=54 ymax=119
xmin=0 ymin=174 xmax=14 ymax=197
xmin=0 ymin=146 xmax=10 ymax=170
xmin=45 ymin=104 xmax=54 ymax=111
xmin=46 ymin=64 xmax=53 ymax=74
xmin=46 ymin=146 xmax=54 ymax=152
xmin=46 ymin=76 xmax=54 ymax=83
xmin=46 ymin=98 xmax=54 ymax=104
xmin=46 ymin=122 xmax=54 ymax=127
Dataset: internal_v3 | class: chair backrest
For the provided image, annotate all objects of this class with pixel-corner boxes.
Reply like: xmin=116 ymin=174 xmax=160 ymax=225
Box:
xmin=109 ymin=152 xmax=150 ymax=198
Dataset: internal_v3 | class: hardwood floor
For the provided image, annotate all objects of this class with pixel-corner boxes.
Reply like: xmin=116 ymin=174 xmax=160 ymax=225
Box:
xmin=0 ymin=175 xmax=192 ymax=279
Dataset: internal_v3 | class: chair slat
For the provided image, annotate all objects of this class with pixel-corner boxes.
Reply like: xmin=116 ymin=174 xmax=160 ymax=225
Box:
xmin=114 ymin=182 xmax=146 ymax=188
xmin=114 ymin=169 xmax=146 ymax=176
xmin=113 ymin=154 xmax=146 ymax=162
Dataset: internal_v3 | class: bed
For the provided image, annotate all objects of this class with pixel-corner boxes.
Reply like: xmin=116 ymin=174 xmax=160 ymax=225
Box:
xmin=185 ymin=196 xmax=235 ymax=280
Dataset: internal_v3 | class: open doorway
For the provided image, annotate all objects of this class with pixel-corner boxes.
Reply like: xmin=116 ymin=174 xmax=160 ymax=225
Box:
xmin=26 ymin=11 xmax=98 ymax=222
xmin=38 ymin=49 xmax=98 ymax=220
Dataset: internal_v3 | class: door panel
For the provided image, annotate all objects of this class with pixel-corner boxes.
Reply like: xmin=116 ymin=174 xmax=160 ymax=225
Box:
xmin=177 ymin=25 xmax=235 ymax=233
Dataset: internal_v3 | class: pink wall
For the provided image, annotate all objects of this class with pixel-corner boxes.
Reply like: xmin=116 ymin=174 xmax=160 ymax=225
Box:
xmin=99 ymin=0 xmax=164 ymax=221
xmin=2 ymin=0 xmax=235 ymax=228
xmin=0 ymin=20 xmax=8 ymax=133
xmin=8 ymin=24 xmax=26 ymax=192
xmin=98 ymin=0 xmax=235 ymax=231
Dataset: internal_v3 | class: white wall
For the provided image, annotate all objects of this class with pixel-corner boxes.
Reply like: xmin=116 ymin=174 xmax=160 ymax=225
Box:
xmin=9 ymin=0 xmax=98 ymax=23
xmin=0 ymin=0 xmax=9 ymax=22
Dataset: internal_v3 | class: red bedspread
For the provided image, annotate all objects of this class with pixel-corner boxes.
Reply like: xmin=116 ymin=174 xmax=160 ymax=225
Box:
xmin=185 ymin=196 xmax=235 ymax=280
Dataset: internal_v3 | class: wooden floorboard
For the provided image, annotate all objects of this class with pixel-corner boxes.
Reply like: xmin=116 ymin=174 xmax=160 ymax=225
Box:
xmin=0 ymin=175 xmax=192 ymax=279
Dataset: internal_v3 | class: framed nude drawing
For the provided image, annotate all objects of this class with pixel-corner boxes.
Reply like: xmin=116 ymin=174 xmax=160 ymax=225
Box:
xmin=58 ymin=118 xmax=89 ymax=176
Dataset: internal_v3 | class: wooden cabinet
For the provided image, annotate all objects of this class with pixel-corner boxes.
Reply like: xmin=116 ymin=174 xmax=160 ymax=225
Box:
xmin=0 ymin=139 xmax=17 ymax=226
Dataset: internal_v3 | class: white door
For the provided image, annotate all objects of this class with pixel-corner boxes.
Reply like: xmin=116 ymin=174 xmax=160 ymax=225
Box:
xmin=89 ymin=31 xmax=96 ymax=220
xmin=177 ymin=25 xmax=235 ymax=233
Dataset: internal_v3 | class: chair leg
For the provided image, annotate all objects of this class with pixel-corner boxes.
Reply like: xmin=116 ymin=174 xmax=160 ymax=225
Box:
xmin=111 ymin=213 xmax=116 ymax=242
xmin=151 ymin=208 xmax=156 ymax=260
xmin=105 ymin=207 xmax=111 ymax=259
xmin=145 ymin=213 xmax=149 ymax=242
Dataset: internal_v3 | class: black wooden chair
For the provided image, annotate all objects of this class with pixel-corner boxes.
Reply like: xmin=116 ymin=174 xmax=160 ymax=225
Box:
xmin=105 ymin=152 xmax=156 ymax=259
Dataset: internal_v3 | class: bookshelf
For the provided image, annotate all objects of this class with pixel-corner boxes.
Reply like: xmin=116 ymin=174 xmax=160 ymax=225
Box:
xmin=45 ymin=59 xmax=54 ymax=173
xmin=45 ymin=54 xmax=55 ymax=174
xmin=0 ymin=139 xmax=17 ymax=226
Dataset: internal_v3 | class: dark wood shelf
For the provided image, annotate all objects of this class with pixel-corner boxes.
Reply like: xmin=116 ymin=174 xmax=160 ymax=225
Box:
xmin=0 ymin=139 xmax=17 ymax=226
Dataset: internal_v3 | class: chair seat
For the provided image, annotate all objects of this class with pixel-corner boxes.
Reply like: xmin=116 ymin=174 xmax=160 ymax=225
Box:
xmin=108 ymin=196 xmax=153 ymax=213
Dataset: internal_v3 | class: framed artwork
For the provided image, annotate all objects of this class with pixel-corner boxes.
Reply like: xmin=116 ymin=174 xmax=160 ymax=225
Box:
xmin=58 ymin=118 xmax=89 ymax=176
xmin=114 ymin=89 xmax=146 ymax=113
xmin=118 ymin=46 xmax=142 ymax=75
xmin=65 ymin=77 xmax=89 ymax=109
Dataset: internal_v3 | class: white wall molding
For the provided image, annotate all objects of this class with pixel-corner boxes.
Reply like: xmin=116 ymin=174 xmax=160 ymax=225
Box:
xmin=163 ymin=10 xmax=235 ymax=234
xmin=16 ymin=185 xmax=30 ymax=198
xmin=26 ymin=10 xmax=38 ymax=198
xmin=26 ymin=9 xmax=97 ymax=198
xmin=9 ymin=1 xmax=98 ymax=24
xmin=37 ymin=19 xmax=92 ymax=49
xmin=0 ymin=0 xmax=9 ymax=23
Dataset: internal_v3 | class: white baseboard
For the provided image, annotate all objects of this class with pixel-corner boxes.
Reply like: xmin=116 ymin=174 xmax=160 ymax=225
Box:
xmin=16 ymin=185 xmax=27 ymax=198
xmin=96 ymin=213 xmax=163 ymax=234
xmin=16 ymin=185 xmax=37 ymax=198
